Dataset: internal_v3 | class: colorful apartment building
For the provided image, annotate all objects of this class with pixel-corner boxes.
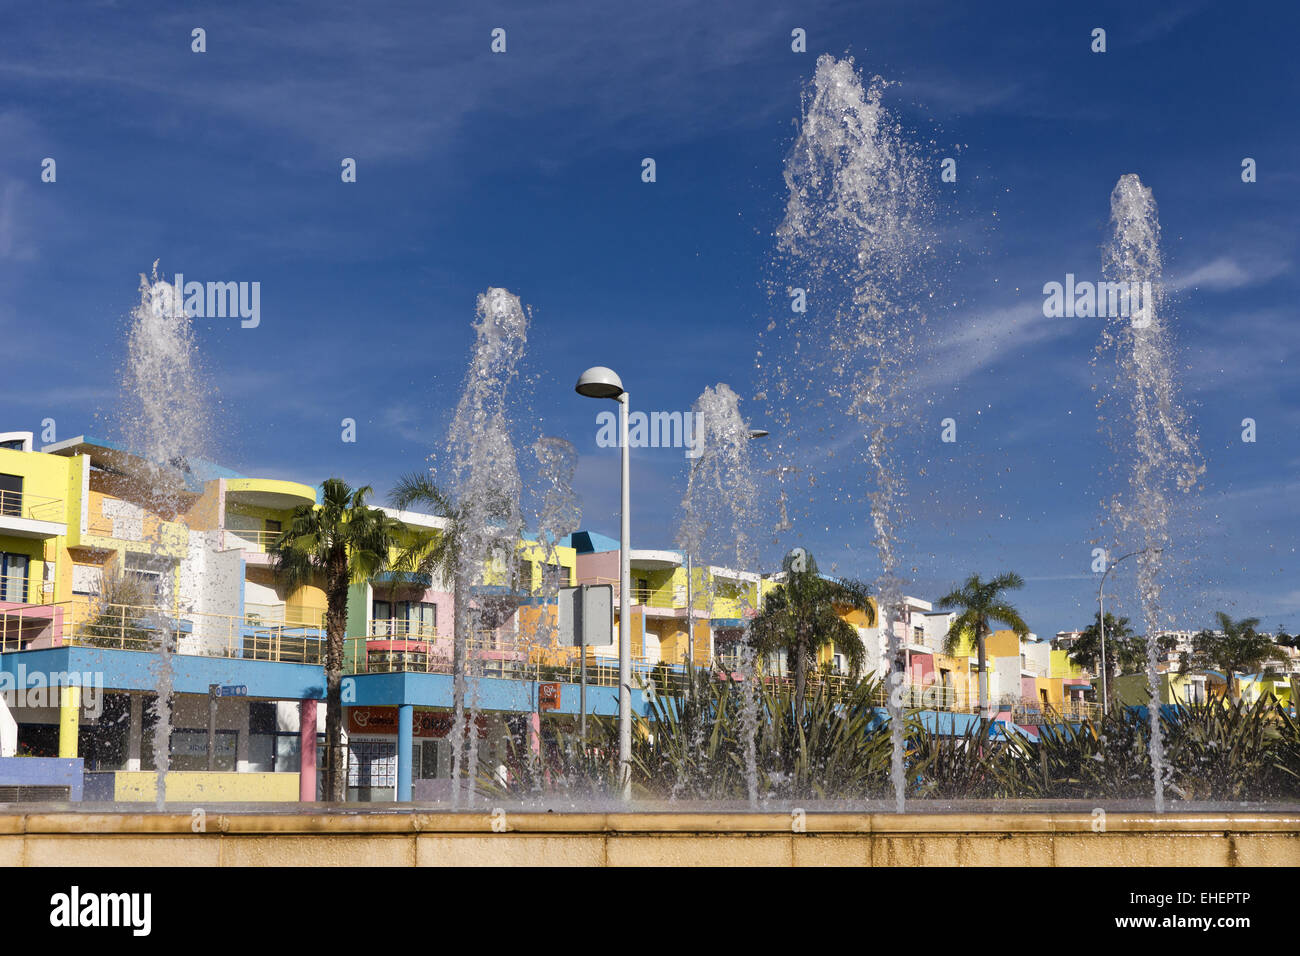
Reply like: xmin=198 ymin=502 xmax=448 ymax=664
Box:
xmin=0 ymin=431 xmax=645 ymax=803
xmin=1 ymin=426 xmax=1109 ymax=803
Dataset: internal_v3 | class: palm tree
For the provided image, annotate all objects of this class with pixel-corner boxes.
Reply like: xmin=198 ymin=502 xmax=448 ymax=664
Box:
xmin=937 ymin=573 xmax=1029 ymax=719
xmin=271 ymin=478 xmax=401 ymax=801
xmin=388 ymin=472 xmax=521 ymax=798
xmin=388 ymin=472 xmax=462 ymax=609
xmin=1189 ymin=612 xmax=1288 ymax=702
xmin=1067 ymin=611 xmax=1139 ymax=712
xmin=749 ymin=550 xmax=874 ymax=717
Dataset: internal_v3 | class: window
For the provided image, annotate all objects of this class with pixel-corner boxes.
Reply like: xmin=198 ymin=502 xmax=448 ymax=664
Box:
xmin=0 ymin=474 xmax=21 ymax=517
xmin=169 ymin=728 xmax=237 ymax=772
xmin=541 ymin=563 xmax=568 ymax=593
xmin=418 ymin=739 xmax=450 ymax=779
xmin=372 ymin=599 xmax=436 ymax=636
xmin=0 ymin=552 xmax=29 ymax=602
xmin=515 ymin=558 xmax=533 ymax=593
xmin=72 ymin=563 xmax=103 ymax=596
xmin=348 ymin=739 xmax=396 ymax=788
xmin=123 ymin=553 xmax=167 ymax=603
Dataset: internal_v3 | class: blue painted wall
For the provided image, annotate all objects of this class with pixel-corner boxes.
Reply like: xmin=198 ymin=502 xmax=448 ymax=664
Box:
xmin=0 ymin=757 xmax=84 ymax=799
xmin=0 ymin=648 xmax=325 ymax=700
xmin=346 ymin=671 xmax=648 ymax=716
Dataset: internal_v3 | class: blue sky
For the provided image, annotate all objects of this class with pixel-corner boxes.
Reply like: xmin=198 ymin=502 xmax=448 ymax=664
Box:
xmin=2 ymin=0 xmax=1297 ymax=637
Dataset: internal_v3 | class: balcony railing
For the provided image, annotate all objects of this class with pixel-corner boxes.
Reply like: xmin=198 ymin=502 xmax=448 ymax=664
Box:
xmin=368 ymin=618 xmax=438 ymax=639
xmin=587 ymin=576 xmax=760 ymax=615
xmin=224 ymin=529 xmax=285 ymax=553
xmin=1010 ymin=699 xmax=1101 ymax=724
xmin=345 ymin=634 xmax=660 ymax=687
xmin=0 ymin=490 xmax=64 ymax=523
xmin=0 ymin=600 xmax=325 ymax=663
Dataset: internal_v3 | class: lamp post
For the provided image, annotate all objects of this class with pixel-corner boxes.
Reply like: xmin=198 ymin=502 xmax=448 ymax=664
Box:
xmin=575 ymin=367 xmax=631 ymax=799
xmin=1096 ymin=547 xmax=1161 ymax=716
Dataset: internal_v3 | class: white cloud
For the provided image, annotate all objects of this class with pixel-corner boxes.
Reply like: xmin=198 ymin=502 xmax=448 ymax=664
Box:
xmin=1170 ymin=255 xmax=1289 ymax=291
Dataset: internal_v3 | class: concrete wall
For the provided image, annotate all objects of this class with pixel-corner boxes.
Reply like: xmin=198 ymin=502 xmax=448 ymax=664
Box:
xmin=1 ymin=811 xmax=1295 ymax=866
xmin=108 ymin=771 xmax=299 ymax=802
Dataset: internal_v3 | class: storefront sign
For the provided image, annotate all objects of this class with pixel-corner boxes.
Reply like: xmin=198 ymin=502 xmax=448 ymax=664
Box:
xmin=538 ymin=682 xmax=561 ymax=712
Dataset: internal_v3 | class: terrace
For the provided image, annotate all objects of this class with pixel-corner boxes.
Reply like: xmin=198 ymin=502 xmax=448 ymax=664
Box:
xmin=0 ymin=600 xmax=324 ymax=664
xmin=0 ymin=489 xmax=65 ymax=539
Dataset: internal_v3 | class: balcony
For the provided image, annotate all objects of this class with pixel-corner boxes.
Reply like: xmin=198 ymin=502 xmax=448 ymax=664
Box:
xmin=344 ymin=632 xmax=661 ymax=688
xmin=587 ymin=576 xmax=757 ymax=619
xmin=0 ymin=490 xmax=65 ymax=539
xmin=1009 ymin=699 xmax=1101 ymax=725
xmin=223 ymin=528 xmax=283 ymax=556
xmin=0 ymin=600 xmax=324 ymax=663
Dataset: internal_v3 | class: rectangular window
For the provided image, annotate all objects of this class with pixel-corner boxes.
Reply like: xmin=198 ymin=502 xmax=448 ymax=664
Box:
xmin=408 ymin=601 xmax=436 ymax=634
xmin=347 ymin=739 xmax=397 ymax=788
xmin=72 ymin=563 xmax=103 ymax=596
xmin=169 ymin=728 xmax=237 ymax=771
xmin=0 ymin=473 xmax=22 ymax=517
xmin=372 ymin=600 xmax=391 ymax=635
xmin=419 ymin=739 xmax=450 ymax=779
xmin=0 ymin=552 xmax=29 ymax=603
xmin=541 ymin=563 xmax=568 ymax=593
xmin=375 ymin=600 xmax=436 ymax=636
xmin=123 ymin=553 xmax=166 ymax=603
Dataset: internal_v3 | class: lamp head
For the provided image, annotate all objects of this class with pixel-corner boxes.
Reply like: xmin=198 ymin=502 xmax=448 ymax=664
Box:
xmin=575 ymin=366 xmax=625 ymax=400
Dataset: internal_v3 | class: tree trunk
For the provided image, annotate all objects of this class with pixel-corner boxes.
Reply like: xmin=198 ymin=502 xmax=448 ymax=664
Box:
xmin=794 ymin=634 xmax=807 ymax=720
xmin=323 ymin=551 xmax=349 ymax=802
xmin=977 ymin=626 xmax=988 ymax=720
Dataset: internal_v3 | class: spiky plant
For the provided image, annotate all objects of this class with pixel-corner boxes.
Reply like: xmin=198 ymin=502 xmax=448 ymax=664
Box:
xmin=1162 ymin=698 xmax=1290 ymax=801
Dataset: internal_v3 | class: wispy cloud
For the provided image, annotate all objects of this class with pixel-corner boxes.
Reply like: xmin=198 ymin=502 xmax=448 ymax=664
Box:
xmin=1170 ymin=255 xmax=1290 ymax=292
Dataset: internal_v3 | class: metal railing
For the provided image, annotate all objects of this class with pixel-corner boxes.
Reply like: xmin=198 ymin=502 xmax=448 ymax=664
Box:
xmin=0 ymin=490 xmax=63 ymax=523
xmin=0 ymin=600 xmax=325 ymax=663
xmin=345 ymin=633 xmax=659 ymax=687
xmin=587 ymin=576 xmax=760 ymax=615
xmin=243 ymin=603 xmax=324 ymax=628
xmin=84 ymin=514 xmax=115 ymax=536
xmin=224 ymin=528 xmax=285 ymax=553
xmin=0 ymin=571 xmax=29 ymax=605
xmin=1010 ymin=699 xmax=1101 ymax=724
xmin=367 ymin=618 xmax=439 ymax=639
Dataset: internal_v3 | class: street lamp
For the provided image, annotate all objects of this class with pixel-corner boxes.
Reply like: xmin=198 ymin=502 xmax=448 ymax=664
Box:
xmin=1096 ymin=547 xmax=1161 ymax=716
xmin=575 ymin=366 xmax=631 ymax=798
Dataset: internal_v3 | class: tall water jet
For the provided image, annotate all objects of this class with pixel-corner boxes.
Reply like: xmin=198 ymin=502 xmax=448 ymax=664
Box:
xmin=444 ymin=288 xmax=528 ymax=808
xmin=531 ymin=436 xmax=581 ymax=782
xmin=119 ymin=262 xmax=214 ymax=808
xmin=765 ymin=55 xmax=933 ymax=812
xmin=677 ymin=384 xmax=763 ymax=804
xmin=532 ymin=436 xmax=582 ymax=649
xmin=1098 ymin=175 xmax=1203 ymax=811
